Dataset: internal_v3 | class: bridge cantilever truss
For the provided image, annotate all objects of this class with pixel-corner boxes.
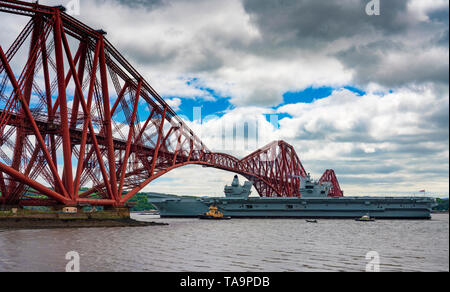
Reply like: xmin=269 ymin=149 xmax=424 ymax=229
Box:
xmin=0 ymin=0 xmax=342 ymax=207
xmin=319 ymin=169 xmax=343 ymax=197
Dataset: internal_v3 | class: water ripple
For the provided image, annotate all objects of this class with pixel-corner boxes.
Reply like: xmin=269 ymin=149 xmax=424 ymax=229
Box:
xmin=0 ymin=214 xmax=448 ymax=272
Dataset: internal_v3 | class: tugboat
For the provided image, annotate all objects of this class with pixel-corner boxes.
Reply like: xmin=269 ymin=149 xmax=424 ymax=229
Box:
xmin=199 ymin=205 xmax=231 ymax=220
xmin=355 ymin=214 xmax=375 ymax=222
xmin=306 ymin=219 xmax=318 ymax=223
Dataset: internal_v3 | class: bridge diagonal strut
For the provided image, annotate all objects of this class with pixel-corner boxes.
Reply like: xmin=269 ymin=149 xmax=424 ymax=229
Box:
xmin=0 ymin=0 xmax=342 ymax=207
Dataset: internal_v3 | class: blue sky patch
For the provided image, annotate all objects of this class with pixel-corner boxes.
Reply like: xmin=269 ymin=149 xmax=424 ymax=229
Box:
xmin=282 ymin=86 xmax=333 ymax=104
xmin=344 ymin=86 xmax=366 ymax=96
xmin=175 ymin=96 xmax=233 ymax=121
xmin=161 ymin=83 xmax=368 ymax=124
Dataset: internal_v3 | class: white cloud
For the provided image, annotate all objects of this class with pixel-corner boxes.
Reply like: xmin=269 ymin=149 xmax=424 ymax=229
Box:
xmin=165 ymin=97 xmax=181 ymax=111
xmin=0 ymin=0 xmax=448 ymax=198
xmin=150 ymin=85 xmax=448 ymax=196
xmin=407 ymin=0 xmax=449 ymax=22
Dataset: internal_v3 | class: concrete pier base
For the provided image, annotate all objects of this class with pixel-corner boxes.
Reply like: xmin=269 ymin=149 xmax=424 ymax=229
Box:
xmin=0 ymin=205 xmax=164 ymax=229
xmin=102 ymin=206 xmax=130 ymax=219
xmin=0 ymin=205 xmax=21 ymax=212
xmin=0 ymin=205 xmax=131 ymax=220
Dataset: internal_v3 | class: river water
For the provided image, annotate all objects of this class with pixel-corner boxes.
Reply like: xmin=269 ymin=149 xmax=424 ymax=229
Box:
xmin=0 ymin=214 xmax=448 ymax=272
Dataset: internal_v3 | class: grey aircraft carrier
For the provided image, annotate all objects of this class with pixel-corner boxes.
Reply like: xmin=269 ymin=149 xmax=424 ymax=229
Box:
xmin=147 ymin=175 xmax=436 ymax=219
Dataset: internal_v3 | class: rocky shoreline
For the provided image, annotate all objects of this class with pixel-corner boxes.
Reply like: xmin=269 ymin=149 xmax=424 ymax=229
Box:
xmin=0 ymin=217 xmax=168 ymax=230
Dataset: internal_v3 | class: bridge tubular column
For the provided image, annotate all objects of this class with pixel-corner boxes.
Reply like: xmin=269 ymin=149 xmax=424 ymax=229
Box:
xmin=70 ymin=40 xmax=115 ymax=202
xmin=98 ymin=36 xmax=119 ymax=203
xmin=149 ymin=106 xmax=167 ymax=176
xmin=7 ymin=14 xmax=43 ymax=204
xmin=53 ymin=10 xmax=74 ymax=200
xmin=118 ymin=79 xmax=142 ymax=196
xmin=39 ymin=20 xmax=59 ymax=191
xmin=0 ymin=45 xmax=70 ymax=204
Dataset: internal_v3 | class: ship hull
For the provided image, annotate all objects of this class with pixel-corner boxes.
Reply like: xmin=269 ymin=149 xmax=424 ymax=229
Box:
xmin=147 ymin=193 xmax=435 ymax=219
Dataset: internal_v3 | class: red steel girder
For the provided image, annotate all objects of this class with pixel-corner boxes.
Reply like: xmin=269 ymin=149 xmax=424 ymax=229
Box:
xmin=0 ymin=0 xmax=343 ymax=207
xmin=319 ymin=169 xmax=344 ymax=197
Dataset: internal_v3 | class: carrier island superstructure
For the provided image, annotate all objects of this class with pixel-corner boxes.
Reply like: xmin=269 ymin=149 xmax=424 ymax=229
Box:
xmin=147 ymin=175 xmax=436 ymax=219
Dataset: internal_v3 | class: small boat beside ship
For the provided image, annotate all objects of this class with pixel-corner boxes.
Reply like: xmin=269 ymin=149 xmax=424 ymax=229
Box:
xmin=138 ymin=210 xmax=160 ymax=216
xmin=355 ymin=214 xmax=376 ymax=222
xmin=199 ymin=205 xmax=231 ymax=220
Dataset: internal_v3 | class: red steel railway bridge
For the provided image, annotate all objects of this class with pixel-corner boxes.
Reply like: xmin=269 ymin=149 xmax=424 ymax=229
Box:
xmin=0 ymin=0 xmax=342 ymax=208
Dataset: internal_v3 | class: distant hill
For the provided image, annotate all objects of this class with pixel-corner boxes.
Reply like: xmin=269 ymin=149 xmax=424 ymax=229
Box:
xmin=433 ymin=198 xmax=449 ymax=211
xmin=128 ymin=193 xmax=156 ymax=211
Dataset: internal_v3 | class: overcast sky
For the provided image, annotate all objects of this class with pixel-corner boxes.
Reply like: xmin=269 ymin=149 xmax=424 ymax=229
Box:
xmin=2 ymin=0 xmax=449 ymax=197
